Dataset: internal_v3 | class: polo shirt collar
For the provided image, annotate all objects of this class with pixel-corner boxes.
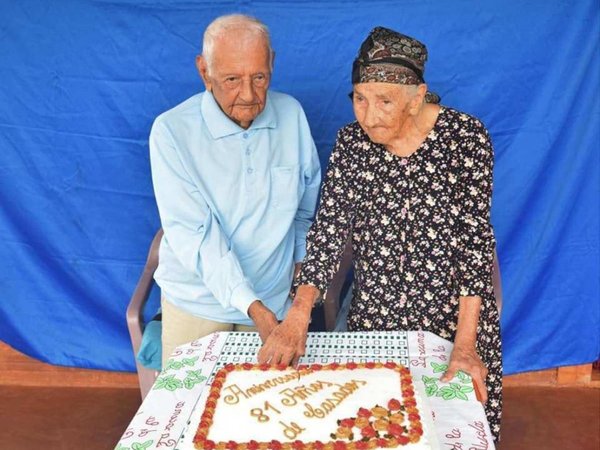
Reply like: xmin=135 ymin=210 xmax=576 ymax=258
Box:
xmin=201 ymin=90 xmax=277 ymax=139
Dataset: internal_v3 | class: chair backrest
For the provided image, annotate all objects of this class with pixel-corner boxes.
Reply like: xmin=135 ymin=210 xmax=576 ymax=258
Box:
xmin=322 ymin=238 xmax=353 ymax=331
xmin=492 ymin=248 xmax=503 ymax=314
xmin=126 ymin=228 xmax=163 ymax=400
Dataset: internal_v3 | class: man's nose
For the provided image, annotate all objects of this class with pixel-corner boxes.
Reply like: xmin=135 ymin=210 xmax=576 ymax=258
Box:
xmin=239 ymin=78 xmax=256 ymax=103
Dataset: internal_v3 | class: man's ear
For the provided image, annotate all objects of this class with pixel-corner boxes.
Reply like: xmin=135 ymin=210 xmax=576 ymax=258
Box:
xmin=270 ymin=50 xmax=276 ymax=72
xmin=196 ymin=55 xmax=212 ymax=91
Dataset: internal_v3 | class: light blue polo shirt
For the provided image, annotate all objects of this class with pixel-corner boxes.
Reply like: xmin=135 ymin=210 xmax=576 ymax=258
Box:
xmin=149 ymin=90 xmax=321 ymax=325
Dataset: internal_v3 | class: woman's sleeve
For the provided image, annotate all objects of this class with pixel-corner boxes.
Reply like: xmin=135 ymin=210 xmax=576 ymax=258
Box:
xmin=297 ymin=129 xmax=356 ymax=293
xmin=454 ymin=120 xmax=496 ymax=298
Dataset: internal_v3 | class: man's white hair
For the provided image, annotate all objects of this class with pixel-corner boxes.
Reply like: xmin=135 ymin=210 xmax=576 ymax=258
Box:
xmin=202 ymin=14 xmax=272 ymax=72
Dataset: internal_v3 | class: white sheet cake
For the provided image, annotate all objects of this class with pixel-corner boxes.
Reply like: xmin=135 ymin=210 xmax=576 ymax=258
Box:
xmin=179 ymin=361 xmax=438 ymax=450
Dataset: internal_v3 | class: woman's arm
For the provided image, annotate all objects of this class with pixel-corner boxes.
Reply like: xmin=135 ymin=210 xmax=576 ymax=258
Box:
xmin=441 ymin=296 xmax=489 ymax=403
xmin=442 ymin=117 xmax=497 ymax=403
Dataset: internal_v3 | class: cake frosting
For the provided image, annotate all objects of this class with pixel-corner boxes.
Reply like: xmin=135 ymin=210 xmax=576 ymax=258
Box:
xmin=182 ymin=362 xmax=437 ymax=450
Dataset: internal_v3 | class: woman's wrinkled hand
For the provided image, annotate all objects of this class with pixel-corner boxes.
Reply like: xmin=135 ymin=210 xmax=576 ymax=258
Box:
xmin=441 ymin=343 xmax=489 ymax=404
xmin=257 ymin=309 xmax=310 ymax=367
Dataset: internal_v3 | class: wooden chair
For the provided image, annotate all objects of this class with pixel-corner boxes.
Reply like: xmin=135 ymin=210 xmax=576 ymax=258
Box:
xmin=323 ymin=237 xmax=503 ymax=331
xmin=126 ymin=229 xmax=163 ymax=400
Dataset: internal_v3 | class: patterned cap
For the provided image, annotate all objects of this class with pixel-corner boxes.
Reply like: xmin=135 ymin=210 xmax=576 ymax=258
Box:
xmin=352 ymin=27 xmax=440 ymax=104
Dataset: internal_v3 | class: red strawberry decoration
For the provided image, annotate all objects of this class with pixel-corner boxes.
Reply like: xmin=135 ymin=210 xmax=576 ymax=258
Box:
xmin=340 ymin=418 xmax=355 ymax=428
xmin=357 ymin=407 xmax=372 ymax=418
xmin=268 ymin=440 xmax=282 ymax=450
xmin=360 ymin=425 xmax=377 ymax=438
xmin=387 ymin=422 xmax=404 ymax=438
xmin=387 ymin=398 xmax=401 ymax=411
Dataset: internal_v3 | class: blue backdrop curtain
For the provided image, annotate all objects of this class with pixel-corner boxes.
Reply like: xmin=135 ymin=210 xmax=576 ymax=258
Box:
xmin=0 ymin=0 xmax=598 ymax=375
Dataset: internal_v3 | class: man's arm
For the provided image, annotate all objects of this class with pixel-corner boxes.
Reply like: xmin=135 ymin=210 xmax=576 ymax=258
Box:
xmin=149 ymin=119 xmax=276 ymax=334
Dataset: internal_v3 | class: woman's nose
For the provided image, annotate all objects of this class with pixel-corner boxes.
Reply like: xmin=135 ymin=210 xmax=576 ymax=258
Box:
xmin=363 ymin=106 xmax=379 ymax=127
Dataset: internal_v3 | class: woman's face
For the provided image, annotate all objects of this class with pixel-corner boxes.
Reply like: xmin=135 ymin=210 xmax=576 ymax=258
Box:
xmin=352 ymin=83 xmax=414 ymax=147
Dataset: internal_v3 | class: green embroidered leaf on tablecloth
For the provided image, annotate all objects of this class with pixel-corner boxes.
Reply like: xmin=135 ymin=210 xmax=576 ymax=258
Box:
xmin=456 ymin=370 xmax=472 ymax=384
xmin=183 ymin=370 xmax=207 ymax=389
xmin=430 ymin=362 xmax=448 ymax=373
xmin=181 ymin=356 xmax=199 ymax=366
xmin=165 ymin=360 xmax=184 ymax=371
xmin=436 ymin=382 xmax=474 ymax=401
xmin=425 ymin=383 xmax=438 ymax=397
xmin=438 ymin=386 xmax=457 ymax=400
xmin=131 ymin=441 xmax=153 ymax=450
xmin=163 ymin=356 xmax=200 ymax=372
xmin=421 ymin=375 xmax=437 ymax=385
xmin=153 ymin=374 xmax=183 ymax=391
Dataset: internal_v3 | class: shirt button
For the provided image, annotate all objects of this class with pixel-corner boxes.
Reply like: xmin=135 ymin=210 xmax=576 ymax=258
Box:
xmin=243 ymin=133 xmax=249 ymax=139
xmin=247 ymin=168 xmax=253 ymax=174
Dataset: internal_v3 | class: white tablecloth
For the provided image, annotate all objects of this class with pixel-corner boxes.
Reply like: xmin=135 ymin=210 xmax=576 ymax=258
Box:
xmin=116 ymin=331 xmax=494 ymax=450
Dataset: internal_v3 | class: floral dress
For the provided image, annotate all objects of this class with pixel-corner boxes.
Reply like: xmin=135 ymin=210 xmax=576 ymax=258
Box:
xmin=298 ymin=106 xmax=503 ymax=440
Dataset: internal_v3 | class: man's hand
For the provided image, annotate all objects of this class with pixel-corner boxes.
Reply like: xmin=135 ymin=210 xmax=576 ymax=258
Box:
xmin=441 ymin=343 xmax=488 ymax=403
xmin=258 ymin=285 xmax=319 ymax=367
xmin=248 ymin=300 xmax=279 ymax=344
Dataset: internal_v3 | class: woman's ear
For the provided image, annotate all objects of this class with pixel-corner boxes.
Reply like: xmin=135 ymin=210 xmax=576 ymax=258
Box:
xmin=416 ymin=83 xmax=428 ymax=103
xmin=410 ymin=84 xmax=428 ymax=114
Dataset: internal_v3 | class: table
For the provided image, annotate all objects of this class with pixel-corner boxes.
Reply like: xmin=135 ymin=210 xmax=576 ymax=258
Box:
xmin=116 ymin=331 xmax=495 ymax=450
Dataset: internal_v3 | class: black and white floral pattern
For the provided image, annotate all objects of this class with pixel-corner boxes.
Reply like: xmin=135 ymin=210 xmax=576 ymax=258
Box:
xmin=298 ymin=107 xmax=503 ymax=440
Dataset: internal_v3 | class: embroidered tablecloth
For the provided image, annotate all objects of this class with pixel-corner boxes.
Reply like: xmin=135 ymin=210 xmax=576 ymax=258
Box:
xmin=116 ymin=331 xmax=494 ymax=450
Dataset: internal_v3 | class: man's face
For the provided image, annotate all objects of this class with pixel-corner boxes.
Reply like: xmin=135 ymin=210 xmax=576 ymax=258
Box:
xmin=197 ymin=32 xmax=271 ymax=129
xmin=352 ymin=82 xmax=414 ymax=147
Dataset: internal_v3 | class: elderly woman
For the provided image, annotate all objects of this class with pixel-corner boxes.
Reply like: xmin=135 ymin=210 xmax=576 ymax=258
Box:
xmin=259 ymin=27 xmax=502 ymax=440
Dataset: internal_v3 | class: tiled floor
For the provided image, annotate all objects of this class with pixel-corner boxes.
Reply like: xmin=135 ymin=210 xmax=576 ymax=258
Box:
xmin=0 ymin=385 xmax=598 ymax=450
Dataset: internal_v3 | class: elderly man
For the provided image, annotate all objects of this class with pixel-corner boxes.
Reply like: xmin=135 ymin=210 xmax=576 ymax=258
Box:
xmin=150 ymin=14 xmax=321 ymax=367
